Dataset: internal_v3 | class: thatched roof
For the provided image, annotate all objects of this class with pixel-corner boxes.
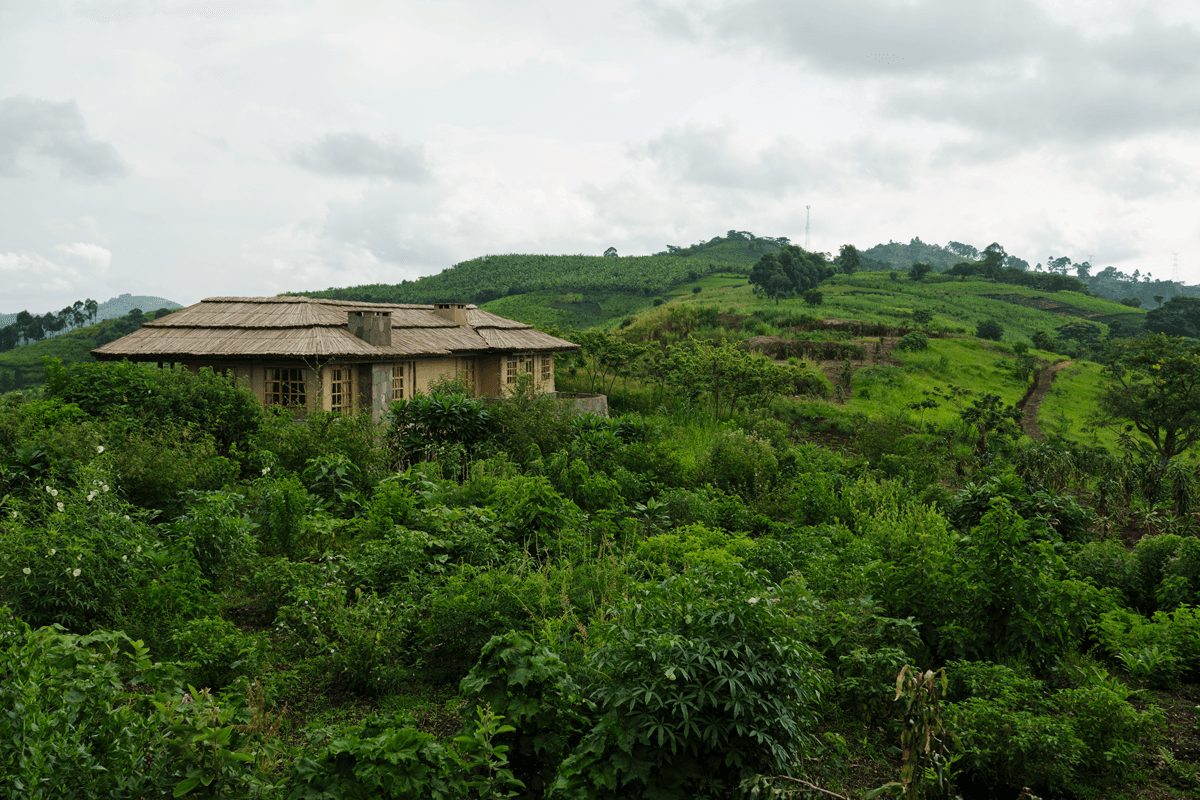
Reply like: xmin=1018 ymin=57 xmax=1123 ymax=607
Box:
xmin=92 ymin=296 xmax=578 ymax=362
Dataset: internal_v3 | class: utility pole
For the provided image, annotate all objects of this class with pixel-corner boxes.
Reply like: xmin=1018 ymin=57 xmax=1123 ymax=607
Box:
xmin=804 ymin=206 xmax=811 ymax=250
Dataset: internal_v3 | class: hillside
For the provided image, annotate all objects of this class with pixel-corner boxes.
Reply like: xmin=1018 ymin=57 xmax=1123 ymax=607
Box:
xmin=0 ymin=306 xmax=177 ymax=391
xmin=0 ymin=293 xmax=182 ymax=329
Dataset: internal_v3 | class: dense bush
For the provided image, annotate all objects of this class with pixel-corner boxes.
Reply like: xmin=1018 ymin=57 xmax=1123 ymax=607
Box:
xmin=43 ymin=359 xmax=261 ymax=456
xmin=555 ymin=568 xmax=828 ymax=800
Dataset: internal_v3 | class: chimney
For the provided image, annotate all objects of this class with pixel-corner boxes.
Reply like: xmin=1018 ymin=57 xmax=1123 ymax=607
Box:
xmin=348 ymin=311 xmax=392 ymax=346
xmin=434 ymin=302 xmax=468 ymax=326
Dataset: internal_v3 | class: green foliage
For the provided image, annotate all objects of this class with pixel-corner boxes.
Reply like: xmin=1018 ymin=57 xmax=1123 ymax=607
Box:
xmin=168 ymin=490 xmax=257 ymax=583
xmin=554 ymin=568 xmax=828 ymax=800
xmin=974 ymin=319 xmax=1003 ymax=340
xmin=910 ymin=308 xmax=934 ymax=325
xmin=1096 ymin=334 xmax=1200 ymax=462
xmin=702 ymin=428 xmax=778 ymax=498
xmin=488 ymin=384 xmax=575 ymax=464
xmin=252 ymin=409 xmax=383 ymax=487
xmin=460 ymin=632 xmax=587 ymax=797
xmin=386 ymin=392 xmax=492 ymax=468
xmin=171 ymin=616 xmax=267 ymax=691
xmin=303 ymin=454 xmax=365 ymax=517
xmin=946 ymin=660 xmax=1158 ymax=793
xmin=104 ymin=420 xmax=239 ymax=519
xmin=635 ymin=523 xmax=757 ymax=577
xmin=1096 ymin=605 xmax=1200 ymax=687
xmin=44 ymin=359 xmax=261 ymax=455
xmin=896 ymin=331 xmax=929 ymax=352
xmin=291 ymin=713 xmax=461 ymax=799
xmin=0 ymin=623 xmax=276 ymax=800
xmin=252 ymin=473 xmax=311 ymax=556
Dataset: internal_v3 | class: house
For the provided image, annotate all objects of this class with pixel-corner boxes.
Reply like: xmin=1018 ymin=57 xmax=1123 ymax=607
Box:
xmin=90 ymin=296 xmax=579 ymax=420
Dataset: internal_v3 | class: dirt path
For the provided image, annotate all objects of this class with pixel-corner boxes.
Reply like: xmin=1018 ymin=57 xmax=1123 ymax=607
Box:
xmin=1016 ymin=360 xmax=1073 ymax=440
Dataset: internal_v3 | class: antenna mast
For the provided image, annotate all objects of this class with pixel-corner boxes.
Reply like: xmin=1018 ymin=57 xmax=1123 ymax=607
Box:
xmin=1172 ymin=252 xmax=1180 ymax=284
xmin=804 ymin=205 xmax=811 ymax=250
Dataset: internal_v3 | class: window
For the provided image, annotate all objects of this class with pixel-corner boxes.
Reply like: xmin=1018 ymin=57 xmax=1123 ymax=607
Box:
xmin=265 ymin=368 xmax=306 ymax=413
xmin=459 ymin=358 xmax=476 ymax=394
xmin=506 ymin=354 xmax=533 ymax=385
xmin=540 ymin=354 xmax=552 ymax=383
xmin=330 ymin=366 xmax=353 ymax=413
xmin=392 ymin=361 xmax=415 ymax=401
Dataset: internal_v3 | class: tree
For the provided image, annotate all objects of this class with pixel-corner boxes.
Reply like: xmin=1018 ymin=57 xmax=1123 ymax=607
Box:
xmin=981 ymin=243 xmax=1006 ymax=279
xmin=1096 ymin=334 xmax=1200 ymax=463
xmin=909 ymin=262 xmax=932 ymax=281
xmin=802 ymin=289 xmax=823 ymax=306
xmin=85 ymin=298 xmax=98 ymax=324
xmin=838 ymin=243 xmax=860 ymax=275
xmin=603 ymin=247 xmax=618 ymax=258
xmin=947 ymin=241 xmax=978 ymax=260
xmin=976 ymin=320 xmax=1004 ymax=341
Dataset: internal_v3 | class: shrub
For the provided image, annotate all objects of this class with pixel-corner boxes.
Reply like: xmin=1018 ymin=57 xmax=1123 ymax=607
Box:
xmin=171 ymin=616 xmax=267 ymax=691
xmin=1031 ymin=330 xmax=1055 ymax=350
xmin=43 ymin=358 xmax=262 ymax=456
xmin=976 ymin=319 xmax=1004 ymax=341
xmin=555 ymin=568 xmax=829 ymax=800
xmin=635 ymin=523 xmax=757 ymax=577
xmin=946 ymin=660 xmax=1158 ymax=793
xmin=0 ymin=623 xmax=276 ymax=799
xmin=702 ymin=429 xmax=778 ymax=498
xmin=167 ymin=489 xmax=257 ymax=583
xmin=386 ymin=392 xmax=492 ymax=469
xmin=896 ymin=331 xmax=929 ymax=352
xmin=107 ymin=421 xmax=239 ymax=519
xmin=911 ymin=308 xmax=934 ymax=325
xmin=252 ymin=473 xmax=310 ymax=556
xmin=459 ymin=632 xmax=587 ymax=797
xmin=251 ymin=409 xmax=383 ymax=487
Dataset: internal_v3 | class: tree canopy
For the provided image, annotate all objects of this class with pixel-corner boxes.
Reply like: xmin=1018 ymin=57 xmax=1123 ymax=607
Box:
xmin=1097 ymin=334 xmax=1200 ymax=462
xmin=748 ymin=245 xmax=833 ymax=304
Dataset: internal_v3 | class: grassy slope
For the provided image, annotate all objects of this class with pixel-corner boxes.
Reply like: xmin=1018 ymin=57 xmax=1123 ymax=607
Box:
xmin=594 ymin=269 xmax=1147 ymax=451
xmin=0 ymin=309 xmax=177 ymax=390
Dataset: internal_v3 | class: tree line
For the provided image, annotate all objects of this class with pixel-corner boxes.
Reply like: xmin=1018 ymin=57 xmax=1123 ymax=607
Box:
xmin=0 ymin=299 xmax=99 ymax=353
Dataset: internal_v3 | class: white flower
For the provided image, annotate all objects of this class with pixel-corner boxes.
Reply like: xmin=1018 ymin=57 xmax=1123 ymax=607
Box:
xmin=49 ymin=549 xmax=56 ymax=556
xmin=122 ymin=555 xmax=127 ymax=562
xmin=261 ymin=467 xmax=270 ymax=475
xmin=135 ymin=545 xmax=141 ymax=553
xmin=45 ymin=485 xmax=52 ymax=494
xmin=97 ymin=446 xmax=104 ymax=454
xmin=56 ymin=502 xmax=64 ymax=511
xmin=50 ymin=489 xmax=58 ymax=497
xmin=22 ymin=567 xmax=30 ymax=575
xmin=87 ymin=493 xmax=95 ymax=502
xmin=72 ymin=568 xmax=81 ymax=577
xmin=748 ymin=597 xmax=759 ymax=604
xmin=101 ymin=485 xmax=109 ymax=492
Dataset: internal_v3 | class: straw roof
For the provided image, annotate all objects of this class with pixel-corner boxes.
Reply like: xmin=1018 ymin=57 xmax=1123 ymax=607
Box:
xmin=92 ymin=296 xmax=578 ymax=361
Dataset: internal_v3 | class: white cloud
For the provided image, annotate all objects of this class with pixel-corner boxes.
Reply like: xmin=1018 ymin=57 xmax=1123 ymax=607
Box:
xmin=56 ymin=242 xmax=113 ymax=272
xmin=291 ymin=132 xmax=432 ymax=182
xmin=0 ymin=95 xmax=129 ymax=181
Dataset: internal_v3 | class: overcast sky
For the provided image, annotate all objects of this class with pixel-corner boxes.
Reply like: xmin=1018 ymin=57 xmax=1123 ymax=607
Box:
xmin=3 ymin=0 xmax=1199 ymax=313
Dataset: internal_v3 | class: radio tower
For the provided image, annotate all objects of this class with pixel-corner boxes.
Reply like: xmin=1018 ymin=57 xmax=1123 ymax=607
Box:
xmin=804 ymin=206 xmax=811 ymax=250
xmin=1172 ymin=252 xmax=1180 ymax=284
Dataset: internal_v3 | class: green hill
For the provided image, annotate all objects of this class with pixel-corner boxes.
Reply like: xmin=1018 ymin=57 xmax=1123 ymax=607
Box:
xmin=0 ymin=307 xmax=177 ymax=392
xmin=0 ymin=293 xmax=182 ymax=329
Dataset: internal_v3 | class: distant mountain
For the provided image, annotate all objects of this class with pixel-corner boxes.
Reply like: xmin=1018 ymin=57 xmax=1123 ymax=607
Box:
xmin=0 ymin=293 xmax=182 ymax=328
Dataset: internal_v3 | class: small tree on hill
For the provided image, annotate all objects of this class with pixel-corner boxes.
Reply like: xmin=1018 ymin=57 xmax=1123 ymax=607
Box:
xmin=976 ymin=320 xmax=1004 ymax=341
xmin=1096 ymin=334 xmax=1200 ymax=463
xmin=909 ymin=262 xmax=933 ymax=282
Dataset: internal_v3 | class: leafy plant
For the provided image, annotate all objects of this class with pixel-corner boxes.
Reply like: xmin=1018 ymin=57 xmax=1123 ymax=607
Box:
xmin=554 ymin=567 xmax=829 ymax=800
